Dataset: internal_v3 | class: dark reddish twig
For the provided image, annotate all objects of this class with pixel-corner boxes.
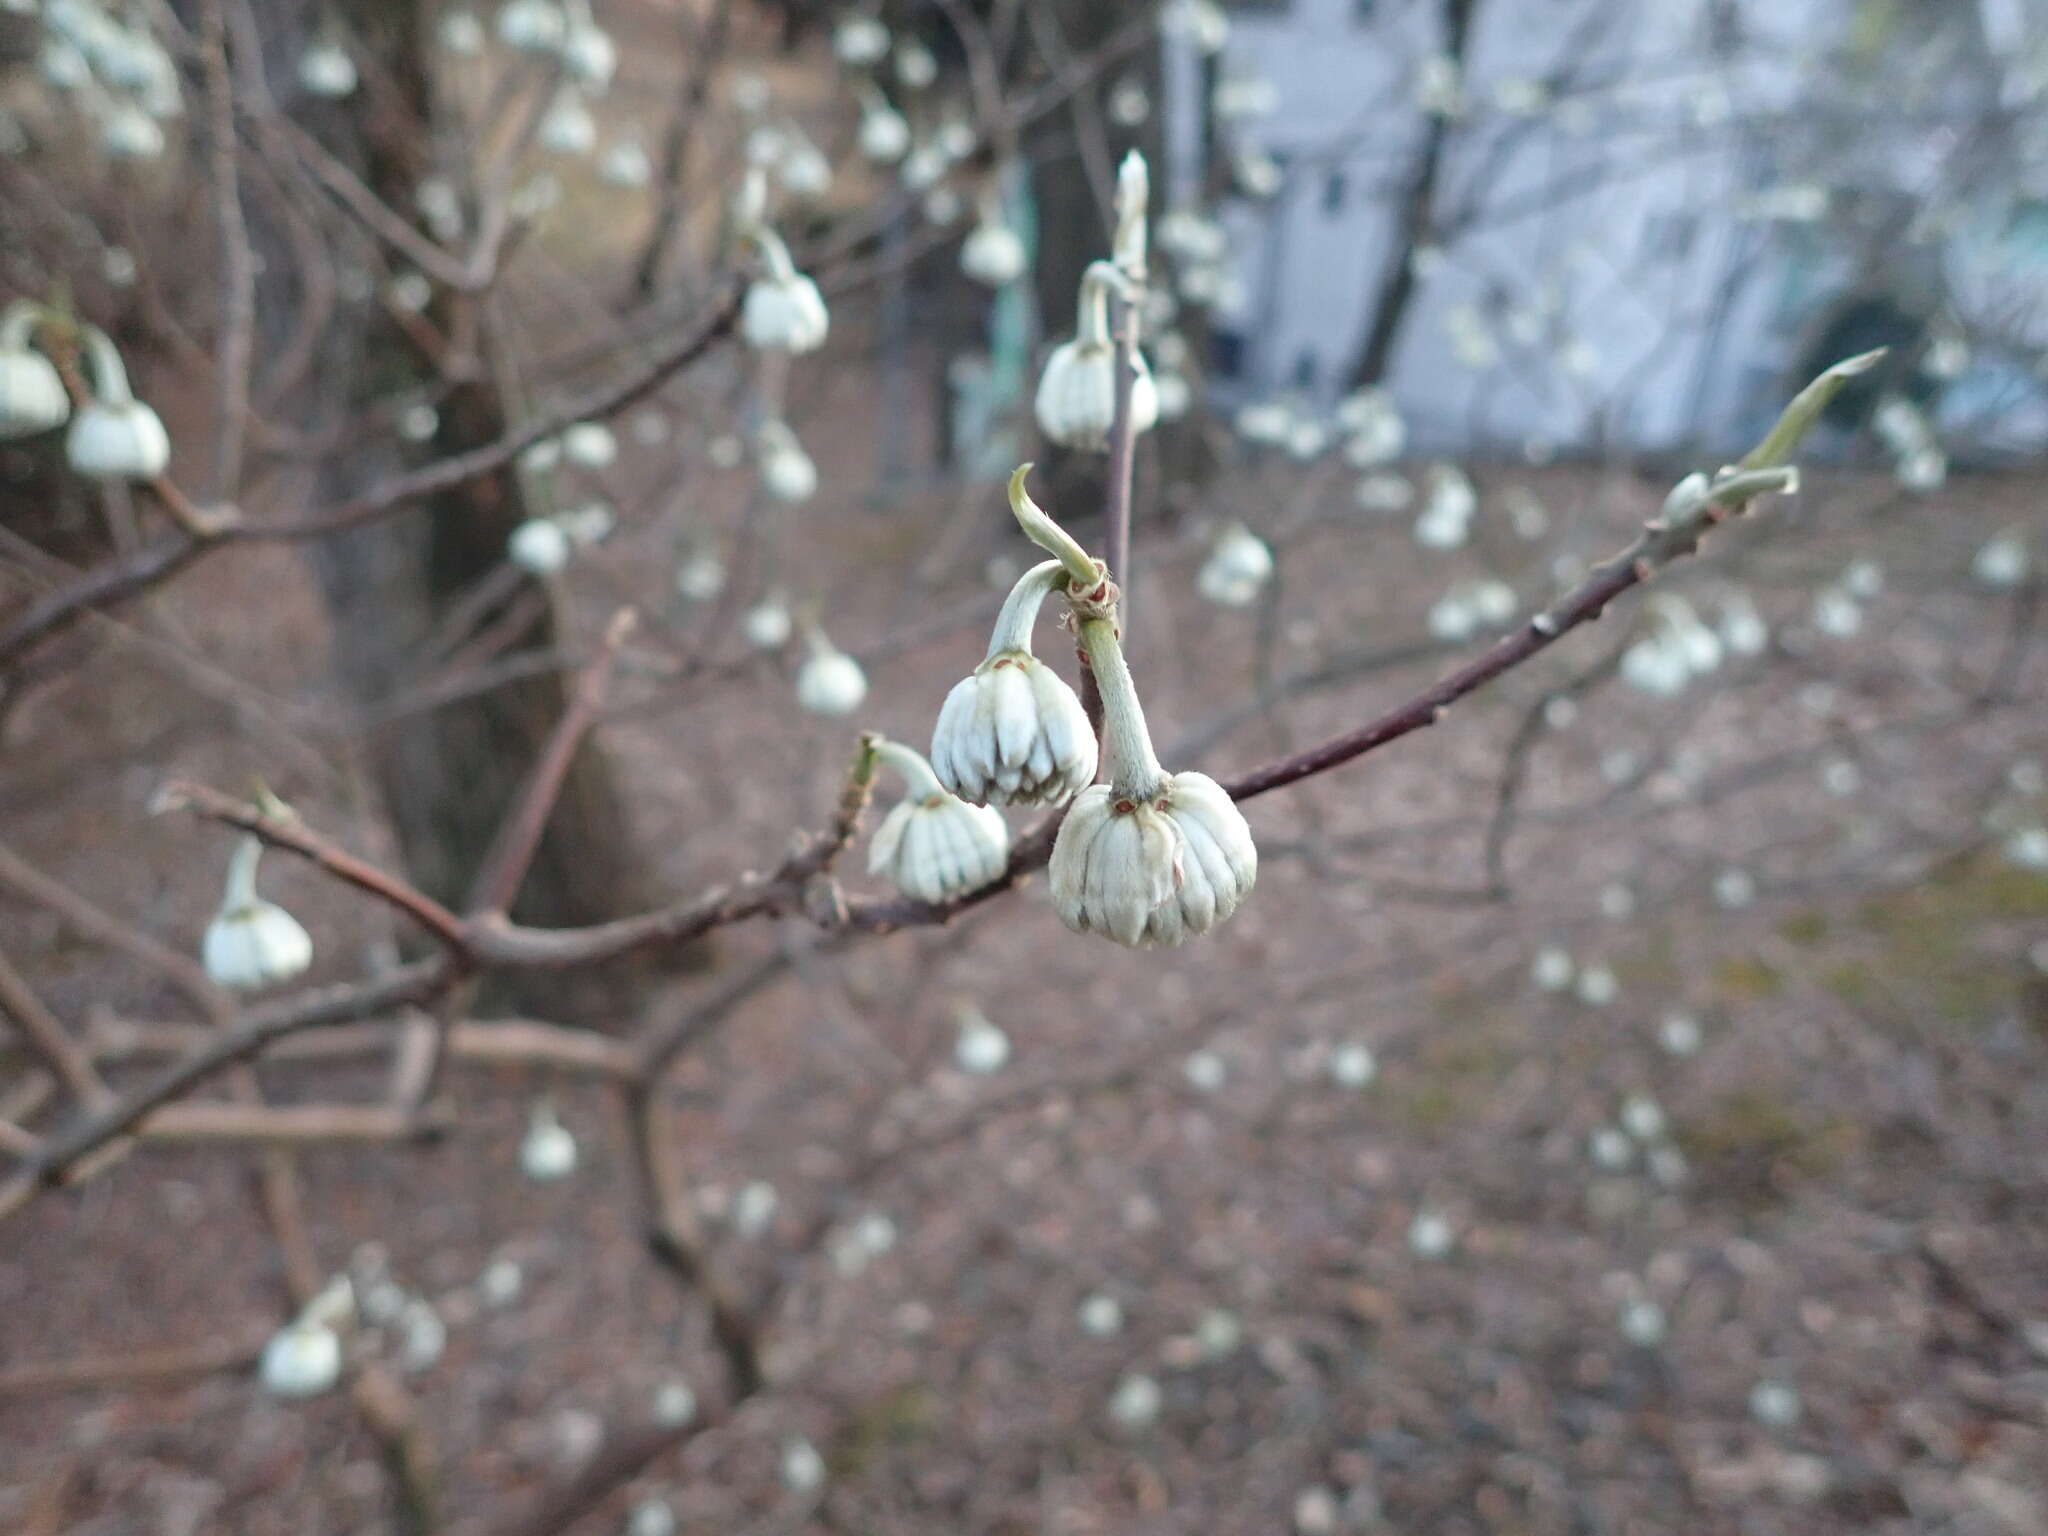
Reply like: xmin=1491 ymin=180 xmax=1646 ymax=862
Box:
xmin=151 ymin=781 xmax=469 ymax=952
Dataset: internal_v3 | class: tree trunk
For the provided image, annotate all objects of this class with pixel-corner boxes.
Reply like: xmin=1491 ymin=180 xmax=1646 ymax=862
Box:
xmin=272 ymin=2 xmax=666 ymax=1017
xmin=1346 ymin=0 xmax=1478 ymax=390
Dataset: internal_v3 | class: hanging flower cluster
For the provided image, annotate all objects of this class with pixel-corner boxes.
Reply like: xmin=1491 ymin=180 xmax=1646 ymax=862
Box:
xmin=2 ymin=302 xmax=170 ymax=481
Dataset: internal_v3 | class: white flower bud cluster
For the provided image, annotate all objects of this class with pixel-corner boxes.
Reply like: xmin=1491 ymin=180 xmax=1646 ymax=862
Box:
xmin=32 ymin=4 xmax=186 ymax=148
xmin=6 ymin=315 xmax=174 ymax=480
xmin=1035 ymin=245 xmax=1160 ymax=452
xmin=865 ymin=738 xmax=1010 ymax=904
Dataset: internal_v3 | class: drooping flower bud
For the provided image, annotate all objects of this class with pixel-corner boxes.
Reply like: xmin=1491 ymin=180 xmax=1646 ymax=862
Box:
xmin=1194 ymin=522 xmax=1273 ymax=608
xmin=0 ymin=303 xmax=68 ymax=441
xmin=743 ymin=590 xmax=794 ymax=649
xmin=498 ymin=0 xmax=567 ymax=52
xmin=865 ymin=738 xmax=1010 ymax=905
xmin=519 ymin=1100 xmax=578 ymax=1181
xmin=439 ymin=9 xmax=486 ymax=56
xmin=796 ymin=627 xmax=867 ymax=716
xmin=560 ymin=2 xmax=617 ymax=90
xmin=297 ymin=37 xmax=358 ymax=99
xmin=960 ymin=204 xmax=1028 ymax=288
xmin=539 ymin=88 xmax=597 ymax=156
xmin=560 ymin=419 xmax=617 ymax=467
xmin=932 ymin=557 xmax=1097 ymax=807
xmin=259 ymin=1275 xmax=353 ymax=1399
xmin=756 ymin=419 xmax=819 ymax=502
xmin=834 ymin=13 xmax=891 ymax=67
xmin=740 ymin=230 xmax=830 ymax=353
xmin=509 ymin=515 xmax=573 ymax=573
xmin=1034 ymin=263 xmax=1158 ymax=451
xmin=600 ymin=138 xmax=652 ymax=187
xmin=202 ymin=834 xmax=313 ymax=991
xmin=1027 ymin=482 xmax=1255 ymax=945
xmin=855 ymin=84 xmax=911 ymax=162
xmin=953 ymin=1004 xmax=1011 ymax=1074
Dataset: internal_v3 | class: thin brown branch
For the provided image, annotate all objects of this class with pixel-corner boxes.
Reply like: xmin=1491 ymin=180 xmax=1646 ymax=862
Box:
xmin=0 ymin=946 xmax=112 ymax=1109
xmin=0 ymin=1330 xmax=269 ymax=1401
xmin=201 ymin=0 xmax=257 ymax=501
xmin=465 ymin=608 xmax=638 ymax=915
xmin=152 ymin=781 xmax=469 ymax=952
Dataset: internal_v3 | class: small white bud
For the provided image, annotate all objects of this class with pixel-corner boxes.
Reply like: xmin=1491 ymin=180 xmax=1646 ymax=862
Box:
xmin=779 ymin=1436 xmax=826 ymax=1493
xmin=509 ymin=517 xmax=573 ymax=574
xmin=756 ymin=420 xmax=818 ymax=502
xmin=1658 ymin=1012 xmax=1703 ymax=1056
xmin=960 ymin=216 xmax=1028 ymax=288
xmin=1589 ymin=1126 xmax=1633 ymax=1170
xmin=260 ymin=1319 xmax=342 ymax=1399
xmin=599 ymin=139 xmax=652 ymax=187
xmin=1196 ymin=523 xmax=1274 ymax=608
xmin=1972 ymin=531 xmax=2028 ymax=589
xmin=1749 ymin=1378 xmax=1801 ymax=1428
xmin=498 ymin=0 xmax=566 ymax=53
xmin=834 ymin=15 xmax=891 ymax=67
xmin=203 ymin=836 xmax=313 ymax=991
xmin=539 ymin=89 xmax=597 ymax=157
xmin=894 ymin=40 xmax=937 ymax=90
xmin=1327 ymin=1041 xmax=1376 ymax=1089
xmin=953 ymin=1006 xmax=1011 ymax=1074
xmin=1107 ymin=1372 xmax=1161 ymax=1430
xmin=1078 ymin=1292 xmax=1123 ymax=1336
xmin=1050 ymin=772 xmax=1256 ymax=948
xmin=795 ymin=630 xmax=867 ymax=716
xmin=741 ymin=249 xmax=830 ymax=354
xmin=1620 ymin=1299 xmax=1667 ymax=1346
xmin=1619 ymin=1094 xmax=1666 ymax=1142
xmin=100 ymin=100 xmax=166 ymax=160
xmin=856 ymin=101 xmax=910 ymax=162
xmin=0 ymin=315 xmax=69 ymax=441
xmin=519 ymin=1101 xmax=578 ymax=1181
xmin=1531 ymin=946 xmax=1574 ymax=991
xmin=731 ymin=1179 xmax=779 ymax=1237
xmin=439 ymin=10 xmax=486 ymax=56
xmin=652 ymin=1379 xmax=697 ymax=1427
xmin=1035 ymin=266 xmax=1158 ymax=451
xmin=866 ymin=740 xmax=1010 ymax=904
xmin=561 ymin=19 xmax=617 ymax=90
xmin=297 ymin=39 xmax=358 ymax=99
xmin=1407 ymin=1209 xmax=1455 ymax=1259
xmin=675 ymin=551 xmax=725 ymax=603
xmin=742 ymin=594 xmax=793 ymax=650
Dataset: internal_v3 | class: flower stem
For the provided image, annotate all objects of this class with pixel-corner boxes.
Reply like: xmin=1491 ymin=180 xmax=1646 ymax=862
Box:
xmin=1006 ymin=466 xmax=1100 ymax=590
xmin=870 ymin=737 xmax=949 ymax=803
xmin=985 ymin=560 xmax=1065 ymax=660
xmin=223 ymin=834 xmax=263 ymax=910
xmin=1077 ymin=617 xmax=1165 ymax=801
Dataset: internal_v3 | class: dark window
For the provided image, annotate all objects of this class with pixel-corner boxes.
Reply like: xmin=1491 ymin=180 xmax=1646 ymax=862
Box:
xmin=1354 ymin=0 xmax=1377 ymax=20
xmin=1323 ymin=170 xmax=1347 ymax=215
xmin=1211 ymin=328 xmax=1247 ymax=380
xmin=1293 ymin=349 xmax=1319 ymax=389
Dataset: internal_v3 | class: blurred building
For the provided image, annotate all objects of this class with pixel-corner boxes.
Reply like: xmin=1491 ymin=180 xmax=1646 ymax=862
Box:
xmin=1166 ymin=0 xmax=2048 ymax=457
